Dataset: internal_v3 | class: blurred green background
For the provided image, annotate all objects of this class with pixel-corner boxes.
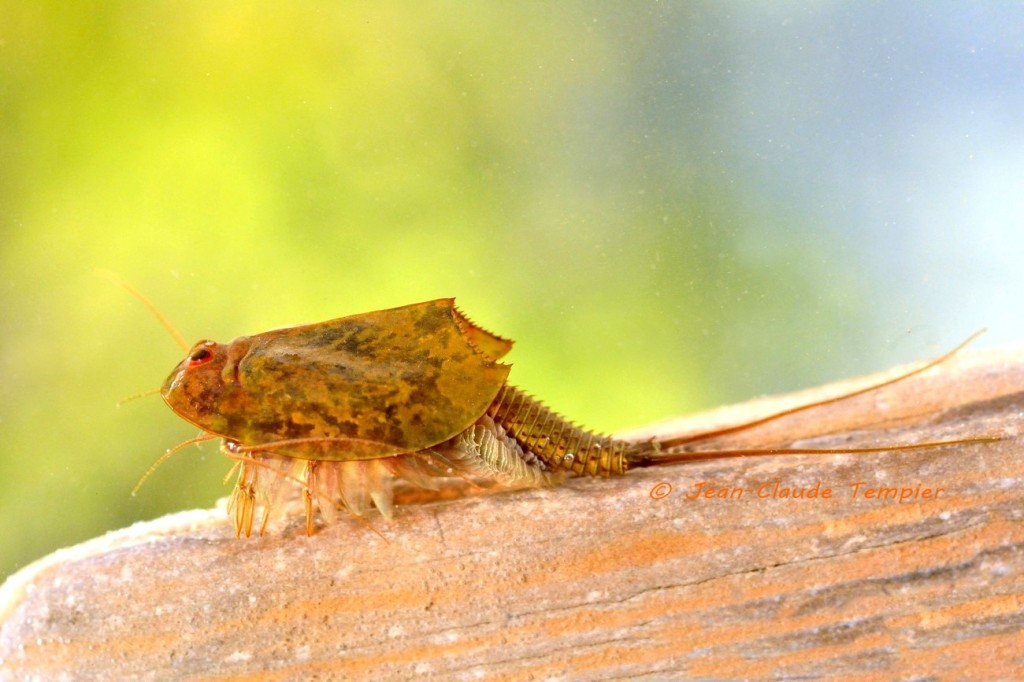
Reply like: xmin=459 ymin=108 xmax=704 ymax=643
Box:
xmin=2 ymin=3 xmax=1022 ymax=581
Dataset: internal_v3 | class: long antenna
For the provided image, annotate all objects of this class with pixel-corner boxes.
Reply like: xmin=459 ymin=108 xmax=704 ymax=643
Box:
xmin=98 ymin=270 xmax=189 ymax=353
xmin=131 ymin=434 xmax=218 ymax=496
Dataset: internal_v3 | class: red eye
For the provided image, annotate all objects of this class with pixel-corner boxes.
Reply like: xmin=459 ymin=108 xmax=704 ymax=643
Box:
xmin=187 ymin=347 xmax=214 ymax=367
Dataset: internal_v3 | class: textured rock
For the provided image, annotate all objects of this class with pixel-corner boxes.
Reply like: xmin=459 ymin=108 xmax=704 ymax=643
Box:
xmin=2 ymin=348 xmax=1022 ymax=680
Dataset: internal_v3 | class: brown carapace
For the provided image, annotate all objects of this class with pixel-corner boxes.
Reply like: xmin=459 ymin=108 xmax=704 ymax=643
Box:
xmin=150 ymin=298 xmax=994 ymax=537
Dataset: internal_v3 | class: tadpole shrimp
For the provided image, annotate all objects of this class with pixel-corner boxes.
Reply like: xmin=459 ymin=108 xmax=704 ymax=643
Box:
xmin=118 ymin=282 xmax=999 ymax=537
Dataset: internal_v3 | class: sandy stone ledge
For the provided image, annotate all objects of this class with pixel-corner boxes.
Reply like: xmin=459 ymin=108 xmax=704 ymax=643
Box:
xmin=1 ymin=348 xmax=1022 ymax=680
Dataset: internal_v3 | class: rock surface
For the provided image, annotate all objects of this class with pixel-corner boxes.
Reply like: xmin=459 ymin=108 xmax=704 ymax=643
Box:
xmin=2 ymin=348 xmax=1022 ymax=680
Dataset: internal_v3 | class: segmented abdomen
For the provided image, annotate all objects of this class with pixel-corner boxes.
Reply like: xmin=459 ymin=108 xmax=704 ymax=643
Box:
xmin=486 ymin=384 xmax=629 ymax=477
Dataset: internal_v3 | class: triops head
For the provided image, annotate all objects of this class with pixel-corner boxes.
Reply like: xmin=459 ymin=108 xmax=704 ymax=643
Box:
xmin=161 ymin=337 xmax=248 ymax=439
